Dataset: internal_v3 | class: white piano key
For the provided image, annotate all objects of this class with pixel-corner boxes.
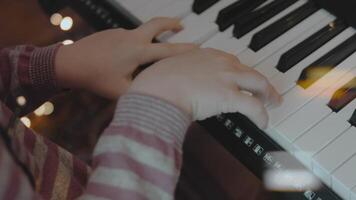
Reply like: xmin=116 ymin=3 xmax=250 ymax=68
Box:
xmin=269 ymin=28 xmax=356 ymax=95
xmin=127 ymin=0 xmax=194 ymax=22
xmin=352 ymin=187 xmax=356 ymax=200
xmin=166 ymin=14 xmax=219 ymax=43
xmin=265 ymin=127 xmax=297 ymax=154
xmin=254 ymin=17 xmax=335 ymax=79
xmin=332 ymin=152 xmax=356 ymax=200
xmin=294 ymin=95 xmax=356 ymax=171
xmin=294 ymin=146 xmax=314 ymax=170
xmin=153 ymin=0 xmax=194 ymax=19
xmin=313 ymin=127 xmax=356 ymax=186
xmin=201 ymin=27 xmax=238 ymax=53
xmin=202 ymin=0 xmax=308 ymax=55
xmin=277 ymin=67 xmax=356 ymax=143
xmin=134 ymin=0 xmax=175 ymax=22
xmin=237 ymin=9 xmax=332 ymax=67
xmin=199 ymin=0 xmax=237 ymax=21
xmin=267 ymin=51 xmax=356 ymax=127
xmin=293 ymin=102 xmax=356 ymax=175
xmin=165 ymin=0 xmax=235 ymax=44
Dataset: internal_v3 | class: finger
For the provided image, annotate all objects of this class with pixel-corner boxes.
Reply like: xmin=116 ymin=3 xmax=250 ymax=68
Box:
xmin=136 ymin=17 xmax=183 ymax=40
xmin=222 ymin=91 xmax=269 ymax=129
xmin=203 ymin=48 xmax=240 ymax=63
xmin=139 ymin=43 xmax=198 ymax=64
xmin=229 ymin=68 xmax=282 ymax=106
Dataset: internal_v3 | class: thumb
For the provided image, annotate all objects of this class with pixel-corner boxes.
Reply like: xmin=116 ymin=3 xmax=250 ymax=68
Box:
xmin=139 ymin=43 xmax=198 ymax=64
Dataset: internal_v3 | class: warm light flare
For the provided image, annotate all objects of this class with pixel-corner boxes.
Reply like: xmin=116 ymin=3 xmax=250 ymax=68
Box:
xmin=299 ymin=67 xmax=355 ymax=98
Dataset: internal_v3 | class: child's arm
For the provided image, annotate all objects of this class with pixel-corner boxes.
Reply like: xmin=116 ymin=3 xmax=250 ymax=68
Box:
xmin=84 ymin=48 xmax=282 ymax=200
xmin=0 ymin=44 xmax=61 ymax=115
xmin=0 ymin=17 xmax=195 ymax=115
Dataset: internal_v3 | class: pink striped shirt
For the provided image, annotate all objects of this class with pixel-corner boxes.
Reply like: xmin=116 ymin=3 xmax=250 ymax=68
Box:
xmin=0 ymin=44 xmax=191 ymax=200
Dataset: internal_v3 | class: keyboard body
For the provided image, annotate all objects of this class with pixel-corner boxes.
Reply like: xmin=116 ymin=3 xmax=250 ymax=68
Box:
xmin=67 ymin=0 xmax=356 ymax=199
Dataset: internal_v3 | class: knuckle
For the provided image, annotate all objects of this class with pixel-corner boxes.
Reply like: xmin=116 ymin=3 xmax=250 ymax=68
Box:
xmin=203 ymin=47 xmax=217 ymax=54
xmin=150 ymin=17 xmax=165 ymax=22
xmin=258 ymin=75 xmax=270 ymax=90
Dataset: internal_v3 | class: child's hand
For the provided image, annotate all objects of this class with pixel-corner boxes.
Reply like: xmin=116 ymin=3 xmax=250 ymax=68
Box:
xmin=55 ymin=17 xmax=197 ymax=99
xmin=130 ymin=48 xmax=282 ymax=129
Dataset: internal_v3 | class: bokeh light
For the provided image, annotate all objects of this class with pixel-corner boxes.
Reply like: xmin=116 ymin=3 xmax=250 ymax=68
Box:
xmin=20 ymin=117 xmax=31 ymax=128
xmin=62 ymin=39 xmax=74 ymax=45
xmin=16 ymin=96 xmax=27 ymax=106
xmin=60 ymin=16 xmax=73 ymax=31
xmin=50 ymin=13 xmax=63 ymax=26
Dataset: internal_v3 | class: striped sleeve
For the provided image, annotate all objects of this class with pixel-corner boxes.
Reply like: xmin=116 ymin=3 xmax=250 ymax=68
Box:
xmin=0 ymin=134 xmax=39 ymax=200
xmin=84 ymin=93 xmax=191 ymax=200
xmin=0 ymin=45 xmax=61 ymax=115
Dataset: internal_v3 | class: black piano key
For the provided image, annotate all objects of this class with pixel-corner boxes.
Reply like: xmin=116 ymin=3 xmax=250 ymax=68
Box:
xmin=216 ymin=0 xmax=267 ymax=31
xmin=327 ymin=78 xmax=356 ymax=112
xmin=297 ymin=34 xmax=356 ymax=89
xmin=233 ymin=0 xmax=298 ymax=39
xmin=277 ymin=19 xmax=347 ymax=73
xmin=349 ymin=110 xmax=356 ymax=127
xmin=249 ymin=1 xmax=319 ymax=52
xmin=193 ymin=0 xmax=220 ymax=14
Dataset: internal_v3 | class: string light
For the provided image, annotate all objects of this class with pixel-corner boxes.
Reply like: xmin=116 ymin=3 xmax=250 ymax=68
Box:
xmin=34 ymin=102 xmax=55 ymax=117
xmin=20 ymin=117 xmax=31 ymax=128
xmin=16 ymin=96 xmax=27 ymax=106
xmin=50 ymin=13 xmax=63 ymax=26
xmin=34 ymin=105 xmax=46 ymax=116
xmin=43 ymin=102 xmax=54 ymax=115
xmin=62 ymin=39 xmax=74 ymax=45
xmin=60 ymin=16 xmax=73 ymax=31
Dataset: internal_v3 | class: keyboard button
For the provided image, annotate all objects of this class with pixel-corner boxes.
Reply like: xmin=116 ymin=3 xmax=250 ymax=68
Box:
xmin=249 ymin=1 xmax=319 ymax=52
xmin=277 ymin=19 xmax=347 ymax=73
xmin=254 ymin=17 xmax=334 ymax=79
xmin=270 ymin=28 xmax=355 ymax=95
xmin=216 ymin=0 xmax=267 ymax=31
xmin=298 ymin=34 xmax=356 ymax=89
xmin=193 ymin=0 xmax=220 ymax=14
xmin=328 ymin=78 xmax=356 ymax=112
xmin=332 ymin=153 xmax=356 ymax=200
xmin=233 ymin=0 xmax=298 ymax=38
xmin=313 ymin=127 xmax=356 ymax=186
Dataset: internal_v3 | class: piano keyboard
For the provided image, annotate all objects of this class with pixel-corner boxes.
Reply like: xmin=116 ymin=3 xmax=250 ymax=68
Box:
xmin=76 ymin=0 xmax=356 ymax=199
